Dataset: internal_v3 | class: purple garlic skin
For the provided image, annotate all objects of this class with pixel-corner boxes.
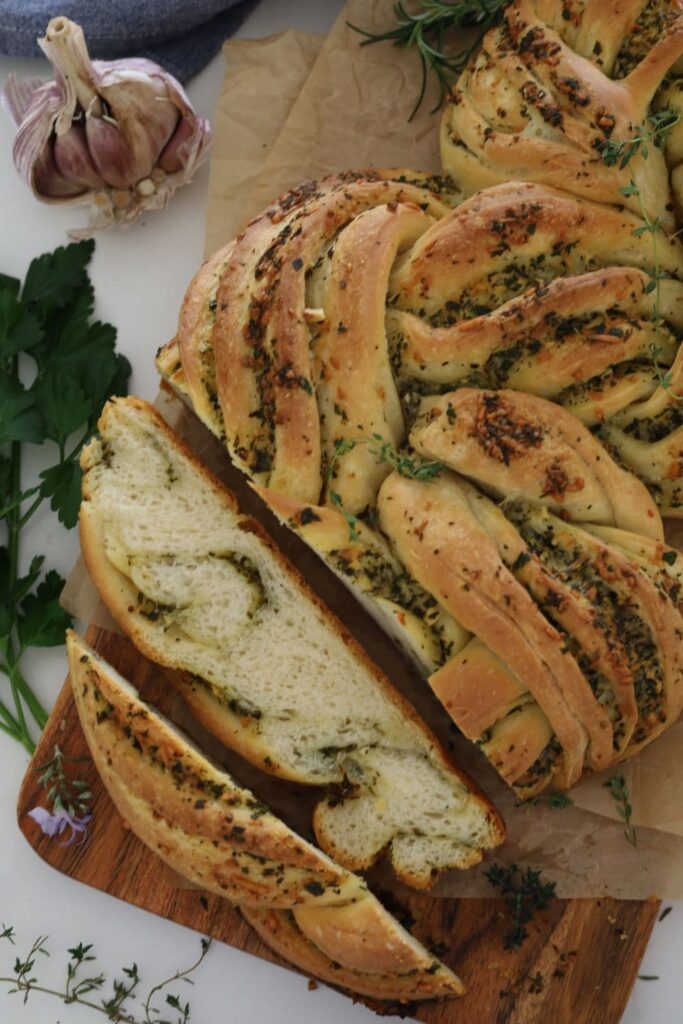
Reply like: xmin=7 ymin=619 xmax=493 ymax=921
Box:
xmin=1 ymin=16 xmax=212 ymax=235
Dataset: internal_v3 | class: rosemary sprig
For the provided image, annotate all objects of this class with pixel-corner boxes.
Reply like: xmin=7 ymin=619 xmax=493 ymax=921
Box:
xmin=0 ymin=927 xmax=211 ymax=1023
xmin=604 ymin=774 xmax=637 ymax=847
xmin=349 ymin=1 xmax=509 ymax=120
xmin=485 ymin=863 xmax=556 ymax=950
xmin=34 ymin=744 xmax=92 ymax=818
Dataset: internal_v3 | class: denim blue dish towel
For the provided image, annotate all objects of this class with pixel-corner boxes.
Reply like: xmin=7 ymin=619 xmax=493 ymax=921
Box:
xmin=0 ymin=0 xmax=261 ymax=82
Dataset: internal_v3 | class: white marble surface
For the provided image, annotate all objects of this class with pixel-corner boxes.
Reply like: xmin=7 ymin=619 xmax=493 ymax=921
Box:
xmin=0 ymin=1 xmax=679 ymax=1021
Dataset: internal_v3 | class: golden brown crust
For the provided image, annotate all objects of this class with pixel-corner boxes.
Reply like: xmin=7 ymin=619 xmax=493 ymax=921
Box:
xmin=411 ymin=388 xmax=664 ymax=540
xmin=390 ymin=268 xmax=683 ymax=399
xmin=313 ymin=202 xmax=429 ymax=514
xmin=429 ymin=638 xmax=529 ymax=740
xmin=377 ymin=471 xmax=592 ymax=787
xmin=210 ymin=170 xmax=457 ymax=501
xmin=241 ymin=906 xmax=464 ymax=1001
xmin=440 ymin=0 xmax=683 ymax=226
xmin=391 ymin=183 xmax=683 ymax=318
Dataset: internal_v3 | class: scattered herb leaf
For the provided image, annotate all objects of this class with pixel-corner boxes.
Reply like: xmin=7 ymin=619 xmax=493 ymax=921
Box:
xmin=519 ymin=792 xmax=573 ymax=810
xmin=485 ymin=863 xmax=556 ymax=950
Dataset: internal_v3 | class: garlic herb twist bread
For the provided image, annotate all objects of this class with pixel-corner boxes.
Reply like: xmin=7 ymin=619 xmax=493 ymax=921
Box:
xmin=441 ymin=0 xmax=683 ymax=223
xmin=66 ymin=632 xmax=463 ymax=1002
xmin=156 ymin=166 xmax=683 ymax=795
xmin=79 ymin=397 xmax=504 ymax=886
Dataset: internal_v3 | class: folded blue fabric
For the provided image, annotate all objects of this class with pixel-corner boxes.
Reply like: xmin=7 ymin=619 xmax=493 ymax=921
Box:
xmin=0 ymin=0 xmax=261 ymax=82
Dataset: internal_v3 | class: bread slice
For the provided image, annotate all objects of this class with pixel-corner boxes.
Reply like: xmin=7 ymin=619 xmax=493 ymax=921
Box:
xmin=67 ymin=632 xmax=462 ymax=1002
xmin=79 ymin=397 xmax=504 ymax=888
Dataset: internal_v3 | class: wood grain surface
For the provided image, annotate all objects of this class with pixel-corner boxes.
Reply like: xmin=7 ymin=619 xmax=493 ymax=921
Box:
xmin=17 ymin=624 xmax=660 ymax=1024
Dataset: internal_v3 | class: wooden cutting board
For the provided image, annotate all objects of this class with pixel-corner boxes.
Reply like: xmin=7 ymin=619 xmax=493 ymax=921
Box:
xmin=18 ymin=622 xmax=659 ymax=1024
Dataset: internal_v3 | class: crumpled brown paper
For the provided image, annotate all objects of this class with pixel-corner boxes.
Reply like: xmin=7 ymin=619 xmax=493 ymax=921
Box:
xmin=62 ymin=1 xmax=683 ymax=897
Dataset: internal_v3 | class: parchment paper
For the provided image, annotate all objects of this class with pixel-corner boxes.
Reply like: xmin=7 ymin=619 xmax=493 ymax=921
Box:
xmin=62 ymin=2 xmax=683 ymax=897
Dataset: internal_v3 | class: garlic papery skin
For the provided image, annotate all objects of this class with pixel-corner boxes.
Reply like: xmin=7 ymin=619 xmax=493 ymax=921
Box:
xmin=1 ymin=16 xmax=211 ymax=236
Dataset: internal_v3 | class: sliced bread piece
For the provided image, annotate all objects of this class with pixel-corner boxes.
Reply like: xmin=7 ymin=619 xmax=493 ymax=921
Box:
xmin=79 ymin=397 xmax=504 ymax=887
xmin=67 ymin=632 xmax=462 ymax=1002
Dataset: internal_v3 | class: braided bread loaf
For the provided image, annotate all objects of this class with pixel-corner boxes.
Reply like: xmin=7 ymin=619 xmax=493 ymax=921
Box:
xmin=441 ymin=0 xmax=683 ymax=222
xmin=67 ymin=632 xmax=463 ymax=1002
xmin=157 ymin=168 xmax=683 ymax=795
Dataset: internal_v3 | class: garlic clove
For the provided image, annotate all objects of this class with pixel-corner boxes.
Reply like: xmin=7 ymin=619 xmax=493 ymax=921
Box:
xmin=95 ymin=66 xmax=180 ymax=181
xmin=53 ymin=121 xmax=104 ymax=189
xmin=83 ymin=113 xmax=140 ymax=190
xmin=157 ymin=114 xmax=194 ymax=174
xmin=33 ymin=140 xmax=85 ymax=198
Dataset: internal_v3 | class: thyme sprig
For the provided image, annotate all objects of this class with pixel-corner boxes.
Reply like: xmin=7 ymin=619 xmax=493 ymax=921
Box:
xmin=0 ymin=927 xmax=211 ymax=1023
xmin=596 ymin=108 xmax=681 ymax=398
xmin=326 ymin=434 xmax=445 ymax=540
xmin=604 ymin=774 xmax=638 ymax=847
xmin=595 ymin=108 xmax=681 ymax=169
xmin=485 ymin=863 xmax=556 ymax=950
xmin=349 ymin=1 xmax=509 ymax=120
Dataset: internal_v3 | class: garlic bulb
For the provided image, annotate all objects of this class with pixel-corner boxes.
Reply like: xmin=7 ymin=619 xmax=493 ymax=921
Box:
xmin=1 ymin=16 xmax=212 ymax=235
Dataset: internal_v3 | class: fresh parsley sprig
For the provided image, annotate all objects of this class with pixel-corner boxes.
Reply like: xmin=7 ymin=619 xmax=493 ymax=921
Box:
xmin=0 ymin=240 xmax=130 ymax=754
xmin=349 ymin=1 xmax=509 ymax=120
xmin=0 ymin=926 xmax=211 ymax=1022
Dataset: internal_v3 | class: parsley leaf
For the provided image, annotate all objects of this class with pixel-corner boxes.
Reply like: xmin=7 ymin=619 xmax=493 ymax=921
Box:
xmin=39 ymin=459 xmax=83 ymax=529
xmin=0 ymin=288 xmax=42 ymax=358
xmin=34 ymin=372 xmax=92 ymax=447
xmin=22 ymin=239 xmax=94 ymax=310
xmin=0 ymin=375 xmax=43 ymax=444
xmin=17 ymin=571 xmax=73 ymax=650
